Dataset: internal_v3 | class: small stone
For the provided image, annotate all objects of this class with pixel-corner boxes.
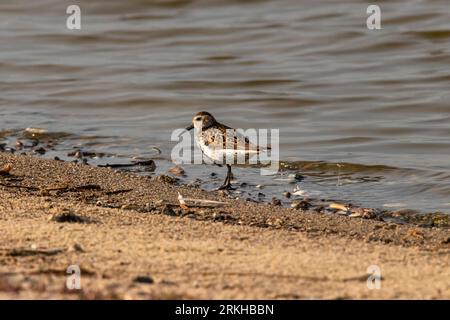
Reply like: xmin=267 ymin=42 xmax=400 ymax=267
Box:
xmin=154 ymin=175 xmax=178 ymax=184
xmin=34 ymin=147 xmax=46 ymax=155
xmin=0 ymin=163 xmax=13 ymax=176
xmin=161 ymin=205 xmax=176 ymax=216
xmin=168 ymin=165 xmax=185 ymax=176
xmin=271 ymin=197 xmax=281 ymax=206
xmin=288 ymin=173 xmax=305 ymax=182
xmin=133 ymin=276 xmax=154 ymax=284
xmin=283 ymin=191 xmax=291 ymax=198
xmin=50 ymin=210 xmax=88 ymax=223
xmin=291 ymin=200 xmax=311 ymax=210
xmin=256 ymin=184 xmax=264 ymax=189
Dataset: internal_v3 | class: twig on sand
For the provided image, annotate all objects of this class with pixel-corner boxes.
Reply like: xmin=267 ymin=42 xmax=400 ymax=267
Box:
xmin=4 ymin=247 xmax=65 ymax=257
xmin=98 ymin=160 xmax=155 ymax=169
xmin=0 ymin=182 xmax=102 ymax=193
xmin=177 ymin=192 xmax=227 ymax=209
xmin=0 ymin=183 xmax=39 ymax=191
xmin=44 ymin=184 xmax=101 ymax=192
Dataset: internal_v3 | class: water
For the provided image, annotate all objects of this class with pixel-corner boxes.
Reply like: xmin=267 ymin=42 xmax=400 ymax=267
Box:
xmin=1 ymin=0 xmax=450 ymax=213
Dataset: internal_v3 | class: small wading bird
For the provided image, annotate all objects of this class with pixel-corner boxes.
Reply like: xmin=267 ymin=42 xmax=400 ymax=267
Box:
xmin=186 ymin=111 xmax=269 ymax=190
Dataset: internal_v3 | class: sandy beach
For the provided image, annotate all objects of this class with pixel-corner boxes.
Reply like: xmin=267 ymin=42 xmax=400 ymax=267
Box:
xmin=0 ymin=152 xmax=448 ymax=299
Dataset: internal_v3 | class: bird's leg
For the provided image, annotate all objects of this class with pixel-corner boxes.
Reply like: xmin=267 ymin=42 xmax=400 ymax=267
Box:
xmin=218 ymin=164 xmax=235 ymax=190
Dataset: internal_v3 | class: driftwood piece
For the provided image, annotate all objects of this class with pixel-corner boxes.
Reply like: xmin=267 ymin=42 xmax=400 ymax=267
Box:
xmin=177 ymin=192 xmax=227 ymax=209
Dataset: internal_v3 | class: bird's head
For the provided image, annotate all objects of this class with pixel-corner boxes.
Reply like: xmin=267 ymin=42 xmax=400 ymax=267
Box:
xmin=186 ymin=111 xmax=217 ymax=131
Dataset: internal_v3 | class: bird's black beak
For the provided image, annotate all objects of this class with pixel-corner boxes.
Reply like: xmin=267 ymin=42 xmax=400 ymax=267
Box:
xmin=186 ymin=124 xmax=194 ymax=131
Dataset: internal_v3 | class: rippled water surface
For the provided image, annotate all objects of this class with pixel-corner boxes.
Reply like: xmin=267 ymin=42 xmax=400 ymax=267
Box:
xmin=1 ymin=0 xmax=450 ymax=213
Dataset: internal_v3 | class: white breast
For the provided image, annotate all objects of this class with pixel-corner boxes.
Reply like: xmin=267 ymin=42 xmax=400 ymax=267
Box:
xmin=195 ymin=131 xmax=220 ymax=162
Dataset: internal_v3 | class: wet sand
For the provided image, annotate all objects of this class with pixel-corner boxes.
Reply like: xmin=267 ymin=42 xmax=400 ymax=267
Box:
xmin=0 ymin=153 xmax=449 ymax=299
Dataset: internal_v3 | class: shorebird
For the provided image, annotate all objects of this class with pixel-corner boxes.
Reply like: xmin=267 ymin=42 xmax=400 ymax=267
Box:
xmin=186 ymin=111 xmax=265 ymax=190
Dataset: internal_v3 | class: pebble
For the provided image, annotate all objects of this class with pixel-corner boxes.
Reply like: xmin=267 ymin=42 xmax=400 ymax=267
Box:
xmin=288 ymin=173 xmax=305 ymax=182
xmin=161 ymin=205 xmax=176 ymax=216
xmin=271 ymin=197 xmax=281 ymax=206
xmin=154 ymin=175 xmax=178 ymax=184
xmin=283 ymin=191 xmax=291 ymax=198
xmin=34 ymin=147 xmax=46 ymax=155
xmin=0 ymin=163 xmax=13 ymax=175
xmin=256 ymin=184 xmax=264 ymax=189
xmin=50 ymin=210 xmax=87 ymax=223
xmin=168 ymin=165 xmax=185 ymax=176
xmin=133 ymin=276 xmax=154 ymax=284
xmin=291 ymin=200 xmax=311 ymax=210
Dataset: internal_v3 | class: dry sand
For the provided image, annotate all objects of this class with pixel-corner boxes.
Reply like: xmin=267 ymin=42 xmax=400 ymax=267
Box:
xmin=0 ymin=153 xmax=449 ymax=299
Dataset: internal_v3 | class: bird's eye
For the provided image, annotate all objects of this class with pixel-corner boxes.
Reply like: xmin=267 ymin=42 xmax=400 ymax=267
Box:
xmin=195 ymin=117 xmax=201 ymax=121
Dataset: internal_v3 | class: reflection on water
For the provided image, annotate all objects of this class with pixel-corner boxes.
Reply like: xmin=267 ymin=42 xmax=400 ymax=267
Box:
xmin=0 ymin=0 xmax=450 ymax=213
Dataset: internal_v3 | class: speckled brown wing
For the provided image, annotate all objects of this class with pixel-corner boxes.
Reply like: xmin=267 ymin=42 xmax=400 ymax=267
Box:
xmin=215 ymin=122 xmax=259 ymax=152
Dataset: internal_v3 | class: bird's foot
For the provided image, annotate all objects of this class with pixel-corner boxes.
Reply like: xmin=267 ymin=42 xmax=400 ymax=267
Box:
xmin=216 ymin=183 xmax=236 ymax=191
